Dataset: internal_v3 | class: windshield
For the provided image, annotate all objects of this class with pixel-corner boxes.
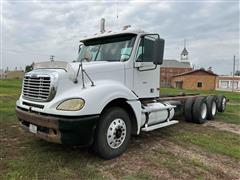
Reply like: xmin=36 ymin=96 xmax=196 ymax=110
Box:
xmin=77 ymin=34 xmax=136 ymax=62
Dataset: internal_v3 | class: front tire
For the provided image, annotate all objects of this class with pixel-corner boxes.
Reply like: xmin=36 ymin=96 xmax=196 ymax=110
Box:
xmin=93 ymin=107 xmax=131 ymax=159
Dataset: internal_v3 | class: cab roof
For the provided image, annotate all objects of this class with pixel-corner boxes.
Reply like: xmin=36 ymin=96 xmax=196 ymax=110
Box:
xmin=80 ymin=28 xmax=146 ymax=42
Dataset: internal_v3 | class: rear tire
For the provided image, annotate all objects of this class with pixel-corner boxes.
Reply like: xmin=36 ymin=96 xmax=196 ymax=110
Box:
xmin=217 ymin=95 xmax=227 ymax=112
xmin=206 ymin=96 xmax=217 ymax=120
xmin=192 ymin=97 xmax=207 ymax=124
xmin=93 ymin=107 xmax=131 ymax=159
xmin=184 ymin=97 xmax=195 ymax=122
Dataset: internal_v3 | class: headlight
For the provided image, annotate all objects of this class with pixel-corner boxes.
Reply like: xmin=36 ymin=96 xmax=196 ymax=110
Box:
xmin=57 ymin=98 xmax=85 ymax=111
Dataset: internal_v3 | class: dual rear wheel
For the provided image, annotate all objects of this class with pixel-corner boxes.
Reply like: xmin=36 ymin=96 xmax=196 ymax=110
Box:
xmin=184 ymin=95 xmax=226 ymax=124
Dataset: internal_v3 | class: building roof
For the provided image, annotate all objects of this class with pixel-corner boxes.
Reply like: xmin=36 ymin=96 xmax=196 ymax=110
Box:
xmin=161 ymin=59 xmax=191 ymax=68
xmin=181 ymin=47 xmax=188 ymax=55
xmin=173 ymin=68 xmax=218 ymax=77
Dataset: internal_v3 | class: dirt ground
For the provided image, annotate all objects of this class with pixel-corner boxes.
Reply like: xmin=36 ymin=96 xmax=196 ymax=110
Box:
xmin=204 ymin=121 xmax=240 ymax=135
xmin=97 ymin=120 xmax=240 ymax=180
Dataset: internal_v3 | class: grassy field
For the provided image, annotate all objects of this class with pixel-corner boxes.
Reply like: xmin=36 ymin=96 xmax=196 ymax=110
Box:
xmin=0 ymin=79 xmax=240 ymax=179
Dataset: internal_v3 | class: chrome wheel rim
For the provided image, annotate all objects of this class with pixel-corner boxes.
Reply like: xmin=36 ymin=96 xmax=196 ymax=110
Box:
xmin=222 ymin=98 xmax=226 ymax=110
xmin=107 ymin=118 xmax=126 ymax=149
xmin=212 ymin=101 xmax=217 ymax=116
xmin=201 ymin=103 xmax=207 ymax=119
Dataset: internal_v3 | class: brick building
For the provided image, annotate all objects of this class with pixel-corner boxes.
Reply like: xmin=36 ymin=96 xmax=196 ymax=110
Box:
xmin=160 ymin=43 xmax=192 ymax=87
xmin=160 ymin=60 xmax=192 ymax=87
xmin=171 ymin=69 xmax=218 ymax=90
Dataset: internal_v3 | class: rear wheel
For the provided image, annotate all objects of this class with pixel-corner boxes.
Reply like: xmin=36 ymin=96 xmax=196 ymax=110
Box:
xmin=217 ymin=95 xmax=227 ymax=112
xmin=206 ymin=96 xmax=217 ymax=120
xmin=184 ymin=97 xmax=195 ymax=122
xmin=193 ymin=97 xmax=207 ymax=124
xmin=93 ymin=107 xmax=131 ymax=159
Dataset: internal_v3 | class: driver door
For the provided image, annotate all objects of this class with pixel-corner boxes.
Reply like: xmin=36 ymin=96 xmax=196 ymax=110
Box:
xmin=133 ymin=35 xmax=160 ymax=98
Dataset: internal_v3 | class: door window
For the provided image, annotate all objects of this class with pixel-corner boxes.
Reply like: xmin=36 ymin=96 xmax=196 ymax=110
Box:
xmin=136 ymin=36 xmax=155 ymax=62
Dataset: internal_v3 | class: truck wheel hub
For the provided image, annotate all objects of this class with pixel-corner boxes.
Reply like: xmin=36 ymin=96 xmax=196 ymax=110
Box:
xmin=107 ymin=118 xmax=126 ymax=149
xmin=212 ymin=101 xmax=217 ymax=115
xmin=201 ymin=103 xmax=207 ymax=119
xmin=222 ymin=98 xmax=226 ymax=110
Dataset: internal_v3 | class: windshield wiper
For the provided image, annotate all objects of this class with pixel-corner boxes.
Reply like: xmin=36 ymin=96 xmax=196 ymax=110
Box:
xmin=74 ymin=58 xmax=95 ymax=88
xmin=94 ymin=45 xmax=101 ymax=61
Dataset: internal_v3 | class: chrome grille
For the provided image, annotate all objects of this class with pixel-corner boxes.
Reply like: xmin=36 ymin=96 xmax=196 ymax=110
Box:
xmin=23 ymin=75 xmax=51 ymax=101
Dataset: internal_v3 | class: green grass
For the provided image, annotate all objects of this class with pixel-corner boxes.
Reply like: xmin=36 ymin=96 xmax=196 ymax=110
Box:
xmin=1 ymin=79 xmax=240 ymax=179
xmin=216 ymin=105 xmax=240 ymax=124
xmin=122 ymin=171 xmax=154 ymax=180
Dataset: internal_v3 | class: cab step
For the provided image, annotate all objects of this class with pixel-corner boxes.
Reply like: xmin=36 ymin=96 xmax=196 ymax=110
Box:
xmin=141 ymin=120 xmax=179 ymax=132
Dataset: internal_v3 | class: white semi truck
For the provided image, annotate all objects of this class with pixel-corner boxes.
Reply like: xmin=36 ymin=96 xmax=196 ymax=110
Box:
xmin=16 ymin=28 xmax=227 ymax=159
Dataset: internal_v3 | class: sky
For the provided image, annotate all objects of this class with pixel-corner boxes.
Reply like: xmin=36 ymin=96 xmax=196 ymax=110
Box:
xmin=0 ymin=0 xmax=239 ymax=75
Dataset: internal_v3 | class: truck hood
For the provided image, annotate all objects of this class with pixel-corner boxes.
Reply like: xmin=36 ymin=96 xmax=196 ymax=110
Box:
xmin=34 ymin=61 xmax=124 ymax=75
xmin=70 ymin=61 xmax=124 ymax=74
xmin=33 ymin=61 xmax=125 ymax=86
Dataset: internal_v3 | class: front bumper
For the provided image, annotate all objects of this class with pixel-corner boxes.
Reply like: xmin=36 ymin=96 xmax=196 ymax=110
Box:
xmin=16 ymin=107 xmax=99 ymax=146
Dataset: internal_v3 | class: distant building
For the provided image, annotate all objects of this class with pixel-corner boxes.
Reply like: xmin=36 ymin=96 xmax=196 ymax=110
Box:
xmin=160 ymin=42 xmax=192 ymax=87
xmin=0 ymin=69 xmax=6 ymax=79
xmin=160 ymin=59 xmax=192 ymax=87
xmin=5 ymin=70 xmax=24 ymax=79
xmin=216 ymin=76 xmax=240 ymax=91
xmin=171 ymin=68 xmax=218 ymax=90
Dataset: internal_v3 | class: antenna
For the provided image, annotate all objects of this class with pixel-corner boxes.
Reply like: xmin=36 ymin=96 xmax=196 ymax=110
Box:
xmin=184 ymin=39 xmax=186 ymax=48
xmin=116 ymin=0 xmax=119 ymax=29
xmin=50 ymin=55 xmax=54 ymax=62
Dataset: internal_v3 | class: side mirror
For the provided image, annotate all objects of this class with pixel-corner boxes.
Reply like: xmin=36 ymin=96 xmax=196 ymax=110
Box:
xmin=153 ymin=38 xmax=165 ymax=65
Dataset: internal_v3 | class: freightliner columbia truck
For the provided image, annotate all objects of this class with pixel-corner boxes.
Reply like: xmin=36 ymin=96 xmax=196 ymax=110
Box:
xmin=16 ymin=27 xmax=227 ymax=159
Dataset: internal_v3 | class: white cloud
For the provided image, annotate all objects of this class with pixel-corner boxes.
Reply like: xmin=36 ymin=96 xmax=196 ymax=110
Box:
xmin=1 ymin=1 xmax=239 ymax=74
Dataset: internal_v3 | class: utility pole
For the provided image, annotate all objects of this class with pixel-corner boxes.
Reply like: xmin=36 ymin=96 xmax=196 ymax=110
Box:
xmin=232 ymin=55 xmax=235 ymax=92
xmin=50 ymin=55 xmax=54 ymax=62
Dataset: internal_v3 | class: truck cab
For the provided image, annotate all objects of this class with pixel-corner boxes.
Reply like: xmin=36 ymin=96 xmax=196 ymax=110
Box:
xmin=16 ymin=28 xmax=216 ymax=159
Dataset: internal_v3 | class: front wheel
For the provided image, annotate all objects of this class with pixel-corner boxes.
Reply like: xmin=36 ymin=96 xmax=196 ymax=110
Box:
xmin=93 ymin=107 xmax=131 ymax=159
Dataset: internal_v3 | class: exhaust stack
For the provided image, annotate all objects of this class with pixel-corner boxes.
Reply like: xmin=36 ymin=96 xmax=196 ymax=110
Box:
xmin=100 ymin=18 xmax=105 ymax=33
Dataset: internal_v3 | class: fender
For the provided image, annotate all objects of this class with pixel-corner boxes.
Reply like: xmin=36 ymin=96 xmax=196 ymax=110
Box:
xmin=43 ymin=80 xmax=139 ymax=116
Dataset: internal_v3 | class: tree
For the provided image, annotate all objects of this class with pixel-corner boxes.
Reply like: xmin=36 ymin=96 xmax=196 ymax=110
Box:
xmin=25 ymin=62 xmax=35 ymax=72
xmin=235 ymin=70 xmax=240 ymax=76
